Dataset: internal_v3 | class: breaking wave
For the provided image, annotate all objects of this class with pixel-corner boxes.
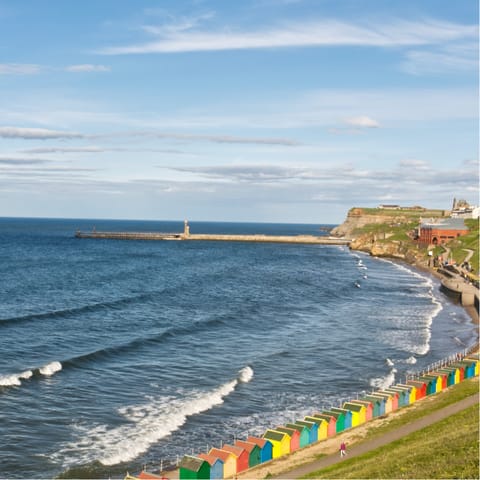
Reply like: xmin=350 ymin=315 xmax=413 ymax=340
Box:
xmin=0 ymin=361 xmax=62 ymax=389
xmin=55 ymin=366 xmax=254 ymax=467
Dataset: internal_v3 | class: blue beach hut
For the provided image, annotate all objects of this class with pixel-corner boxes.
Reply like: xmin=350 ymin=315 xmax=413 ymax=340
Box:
xmin=246 ymin=436 xmax=272 ymax=464
xmin=197 ymin=453 xmax=223 ymax=480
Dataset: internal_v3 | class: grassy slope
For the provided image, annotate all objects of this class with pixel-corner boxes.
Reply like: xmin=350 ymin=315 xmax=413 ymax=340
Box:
xmin=303 ymin=405 xmax=479 ymax=479
xmin=301 ymin=380 xmax=479 ymax=479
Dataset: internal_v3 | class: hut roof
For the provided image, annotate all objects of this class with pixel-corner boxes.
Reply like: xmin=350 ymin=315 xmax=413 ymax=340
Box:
xmin=285 ymin=423 xmax=306 ymax=433
xmin=246 ymin=436 xmax=268 ymax=448
xmin=209 ymin=448 xmax=234 ymax=463
xmin=264 ymin=430 xmax=287 ymax=442
xmin=221 ymin=444 xmax=245 ymax=457
xmin=198 ymin=453 xmax=222 ymax=466
xmin=295 ymin=420 xmax=315 ymax=428
xmin=275 ymin=426 xmax=296 ymax=437
xmin=235 ymin=440 xmax=257 ymax=453
xmin=179 ymin=456 xmax=206 ymax=473
xmin=343 ymin=402 xmax=364 ymax=412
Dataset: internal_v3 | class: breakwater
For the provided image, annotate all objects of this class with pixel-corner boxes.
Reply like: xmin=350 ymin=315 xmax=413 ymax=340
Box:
xmin=75 ymin=230 xmax=351 ymax=246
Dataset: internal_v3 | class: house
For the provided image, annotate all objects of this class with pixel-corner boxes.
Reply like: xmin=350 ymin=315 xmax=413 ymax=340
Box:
xmin=235 ymin=440 xmax=261 ymax=468
xmin=209 ymin=448 xmax=236 ymax=478
xmin=220 ymin=444 xmax=249 ymax=474
xmin=197 ymin=453 xmax=224 ymax=480
xmin=263 ymin=430 xmax=290 ymax=458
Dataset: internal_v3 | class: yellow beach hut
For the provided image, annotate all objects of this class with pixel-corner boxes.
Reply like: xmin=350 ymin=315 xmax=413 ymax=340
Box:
xmin=342 ymin=402 xmax=366 ymax=425
xmin=303 ymin=416 xmax=328 ymax=441
xmin=397 ymin=383 xmax=417 ymax=404
xmin=209 ymin=448 xmax=236 ymax=479
xmin=263 ymin=430 xmax=290 ymax=458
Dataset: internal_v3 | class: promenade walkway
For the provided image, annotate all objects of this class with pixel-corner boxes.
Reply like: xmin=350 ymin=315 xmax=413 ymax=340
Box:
xmin=272 ymin=393 xmax=479 ymax=479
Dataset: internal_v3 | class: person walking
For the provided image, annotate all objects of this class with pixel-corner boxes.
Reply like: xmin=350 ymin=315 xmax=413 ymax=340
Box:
xmin=340 ymin=441 xmax=347 ymax=458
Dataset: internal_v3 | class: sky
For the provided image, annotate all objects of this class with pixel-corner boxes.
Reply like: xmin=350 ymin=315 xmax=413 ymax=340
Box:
xmin=0 ymin=0 xmax=478 ymax=224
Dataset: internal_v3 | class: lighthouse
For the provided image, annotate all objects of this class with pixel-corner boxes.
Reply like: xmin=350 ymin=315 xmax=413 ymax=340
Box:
xmin=184 ymin=220 xmax=190 ymax=237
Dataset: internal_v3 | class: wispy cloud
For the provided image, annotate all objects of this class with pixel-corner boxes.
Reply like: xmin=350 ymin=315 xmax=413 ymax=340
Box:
xmin=0 ymin=156 xmax=50 ymax=165
xmin=65 ymin=64 xmax=110 ymax=72
xmin=401 ymin=42 xmax=478 ymax=74
xmin=97 ymin=18 xmax=477 ymax=55
xmin=344 ymin=116 xmax=380 ymax=128
xmin=0 ymin=126 xmax=83 ymax=139
xmin=0 ymin=63 xmax=42 ymax=75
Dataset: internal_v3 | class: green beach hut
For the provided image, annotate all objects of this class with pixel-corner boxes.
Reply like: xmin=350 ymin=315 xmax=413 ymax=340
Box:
xmin=322 ymin=410 xmax=345 ymax=433
xmin=285 ymin=423 xmax=310 ymax=448
xmin=418 ymin=376 xmax=437 ymax=395
xmin=246 ymin=436 xmax=273 ymax=464
xmin=179 ymin=455 xmax=210 ymax=480
xmin=437 ymin=368 xmax=458 ymax=386
xmin=197 ymin=453 xmax=223 ymax=480
xmin=235 ymin=440 xmax=261 ymax=468
xmin=330 ymin=407 xmax=352 ymax=429
xmin=360 ymin=396 xmax=383 ymax=417
xmin=365 ymin=394 xmax=388 ymax=415
xmin=384 ymin=387 xmax=409 ymax=407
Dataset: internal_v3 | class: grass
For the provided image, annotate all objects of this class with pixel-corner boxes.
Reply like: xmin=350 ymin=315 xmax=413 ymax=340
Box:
xmin=447 ymin=218 xmax=479 ymax=276
xmin=356 ymin=208 xmax=446 ymax=218
xmin=302 ymin=405 xmax=479 ymax=479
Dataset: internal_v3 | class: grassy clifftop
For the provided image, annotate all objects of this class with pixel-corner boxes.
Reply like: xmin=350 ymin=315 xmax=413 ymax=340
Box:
xmin=332 ymin=207 xmax=479 ymax=276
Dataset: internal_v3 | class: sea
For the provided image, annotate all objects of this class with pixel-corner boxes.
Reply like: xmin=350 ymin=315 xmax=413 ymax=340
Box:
xmin=0 ymin=218 xmax=477 ymax=479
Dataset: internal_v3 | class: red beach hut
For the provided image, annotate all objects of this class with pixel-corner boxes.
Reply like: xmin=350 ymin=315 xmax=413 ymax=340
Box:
xmin=406 ymin=380 xmax=427 ymax=400
xmin=234 ymin=440 xmax=261 ymax=468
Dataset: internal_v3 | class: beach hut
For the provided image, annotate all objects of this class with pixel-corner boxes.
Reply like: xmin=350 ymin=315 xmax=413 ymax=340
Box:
xmin=221 ymin=445 xmax=249 ymax=474
xmin=361 ymin=396 xmax=383 ymax=417
xmin=275 ymin=427 xmax=300 ymax=452
xmin=384 ymin=387 xmax=409 ymax=407
xmin=422 ymin=374 xmax=443 ymax=393
xmin=311 ymin=413 xmax=337 ymax=437
xmin=322 ymin=410 xmax=345 ymax=433
xmin=330 ymin=407 xmax=352 ymax=429
xmin=294 ymin=420 xmax=318 ymax=443
xmin=285 ymin=423 xmax=310 ymax=448
xmin=428 ymin=372 xmax=447 ymax=390
xmin=246 ymin=436 xmax=272 ymax=464
xmin=179 ymin=456 xmax=210 ymax=480
xmin=396 ymin=384 xmax=417 ymax=404
xmin=303 ymin=416 xmax=328 ymax=440
xmin=366 ymin=394 xmax=388 ymax=414
xmin=373 ymin=392 xmax=395 ymax=412
xmin=465 ymin=356 xmax=479 ymax=376
xmin=263 ymin=430 xmax=290 ymax=458
xmin=349 ymin=400 xmax=373 ymax=422
xmin=342 ymin=402 xmax=366 ymax=424
xmin=406 ymin=380 xmax=427 ymax=400
xmin=456 ymin=360 xmax=476 ymax=379
xmin=418 ymin=376 xmax=437 ymax=395
xmin=437 ymin=368 xmax=458 ymax=386
xmin=197 ymin=454 xmax=223 ymax=480
xmin=235 ymin=440 xmax=261 ymax=468
xmin=377 ymin=390 xmax=399 ymax=411
xmin=209 ymin=448 xmax=236 ymax=479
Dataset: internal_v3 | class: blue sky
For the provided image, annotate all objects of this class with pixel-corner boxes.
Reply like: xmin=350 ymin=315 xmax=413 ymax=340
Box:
xmin=0 ymin=0 xmax=478 ymax=223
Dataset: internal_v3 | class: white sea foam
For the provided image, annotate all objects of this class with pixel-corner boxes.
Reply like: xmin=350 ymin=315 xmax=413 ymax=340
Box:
xmin=56 ymin=366 xmax=254 ymax=467
xmin=385 ymin=358 xmax=394 ymax=367
xmin=405 ymin=356 xmax=417 ymax=364
xmin=370 ymin=368 xmax=396 ymax=389
xmin=0 ymin=374 xmax=22 ymax=387
xmin=39 ymin=361 xmax=62 ymax=376
xmin=0 ymin=369 xmax=34 ymax=387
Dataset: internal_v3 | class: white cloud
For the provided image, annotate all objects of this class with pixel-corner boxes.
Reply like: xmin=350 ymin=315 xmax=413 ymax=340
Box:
xmin=97 ymin=18 xmax=477 ymax=55
xmin=65 ymin=64 xmax=111 ymax=72
xmin=343 ymin=116 xmax=380 ymax=128
xmin=0 ymin=126 xmax=83 ymax=139
xmin=0 ymin=63 xmax=41 ymax=75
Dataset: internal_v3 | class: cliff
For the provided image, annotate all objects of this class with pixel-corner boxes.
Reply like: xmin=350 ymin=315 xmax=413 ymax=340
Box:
xmin=331 ymin=207 xmax=429 ymax=262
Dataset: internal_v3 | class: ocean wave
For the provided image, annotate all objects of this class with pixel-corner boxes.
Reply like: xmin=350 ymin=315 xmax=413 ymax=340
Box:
xmin=0 ymin=361 xmax=62 ymax=389
xmin=0 ymin=291 xmax=162 ymax=328
xmin=55 ymin=366 xmax=254 ymax=467
xmin=369 ymin=368 xmax=396 ymax=389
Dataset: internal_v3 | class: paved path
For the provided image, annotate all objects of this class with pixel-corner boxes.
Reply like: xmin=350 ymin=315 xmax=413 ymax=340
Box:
xmin=274 ymin=394 xmax=479 ymax=479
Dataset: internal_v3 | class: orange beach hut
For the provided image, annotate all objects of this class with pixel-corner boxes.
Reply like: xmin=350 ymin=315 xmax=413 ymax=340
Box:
xmin=220 ymin=444 xmax=249 ymax=474
xmin=406 ymin=380 xmax=427 ymax=400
